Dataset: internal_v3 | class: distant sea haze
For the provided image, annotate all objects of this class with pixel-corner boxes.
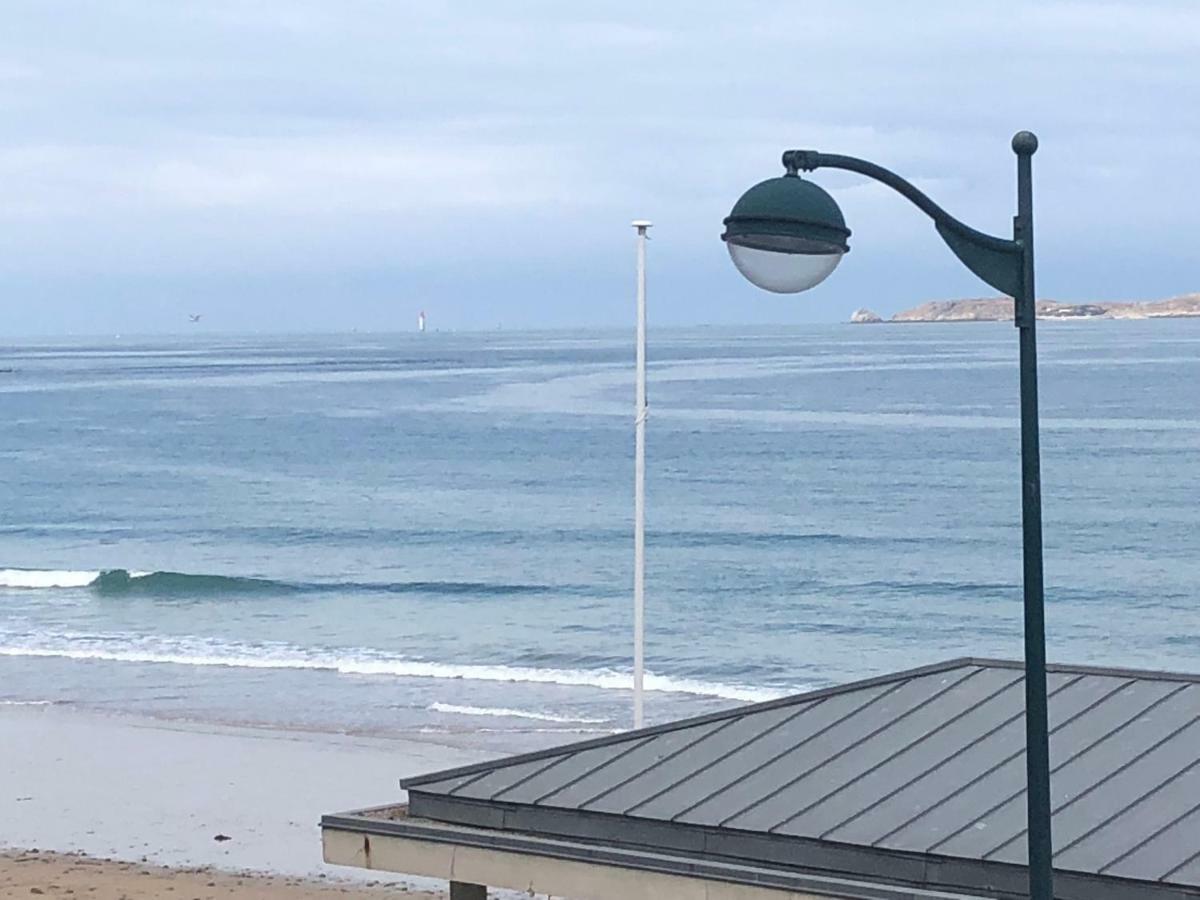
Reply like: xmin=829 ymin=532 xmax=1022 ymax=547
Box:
xmin=2 ymin=324 xmax=1198 ymax=752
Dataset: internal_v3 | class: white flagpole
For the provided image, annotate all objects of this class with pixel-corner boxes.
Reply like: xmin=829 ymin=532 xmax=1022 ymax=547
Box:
xmin=631 ymin=219 xmax=651 ymax=729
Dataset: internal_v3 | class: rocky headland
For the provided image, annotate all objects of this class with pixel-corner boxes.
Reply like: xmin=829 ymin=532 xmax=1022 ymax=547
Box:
xmin=851 ymin=293 xmax=1200 ymax=323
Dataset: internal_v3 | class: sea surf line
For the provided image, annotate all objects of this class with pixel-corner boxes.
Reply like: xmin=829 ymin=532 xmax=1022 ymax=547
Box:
xmin=427 ymin=702 xmax=610 ymax=724
xmin=0 ymin=633 xmax=791 ymax=704
xmin=0 ymin=568 xmax=563 ymax=597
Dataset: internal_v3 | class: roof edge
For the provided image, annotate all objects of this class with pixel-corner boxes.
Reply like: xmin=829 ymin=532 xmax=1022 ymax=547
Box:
xmin=322 ymin=809 xmax=1017 ymax=900
xmin=402 ymin=656 xmax=1200 ymax=790
xmin=966 ymin=657 xmax=1200 ymax=683
xmin=401 ymin=656 xmax=982 ymax=789
xmin=324 ymin=804 xmax=1200 ymax=900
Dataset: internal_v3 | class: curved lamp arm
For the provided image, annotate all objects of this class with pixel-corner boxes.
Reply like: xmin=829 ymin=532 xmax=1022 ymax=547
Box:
xmin=783 ymin=149 xmax=1023 ymax=297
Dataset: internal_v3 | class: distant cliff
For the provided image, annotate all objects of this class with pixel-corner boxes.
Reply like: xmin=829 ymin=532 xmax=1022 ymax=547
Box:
xmin=882 ymin=294 xmax=1200 ymax=323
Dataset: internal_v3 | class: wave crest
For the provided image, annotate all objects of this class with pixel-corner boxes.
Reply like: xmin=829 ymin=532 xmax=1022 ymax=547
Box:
xmin=2 ymin=567 xmax=560 ymax=598
xmin=0 ymin=634 xmax=790 ymax=703
xmin=1 ymin=569 xmax=102 ymax=589
xmin=91 ymin=570 xmax=281 ymax=596
xmin=427 ymin=702 xmax=608 ymax=724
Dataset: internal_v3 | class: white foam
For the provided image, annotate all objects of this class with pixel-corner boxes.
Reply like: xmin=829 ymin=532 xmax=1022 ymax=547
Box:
xmin=0 ymin=699 xmax=54 ymax=706
xmin=419 ymin=726 xmax=612 ymax=736
xmin=335 ymin=658 xmax=785 ymax=702
xmin=0 ymin=569 xmax=156 ymax=589
xmin=0 ymin=634 xmax=791 ymax=703
xmin=427 ymin=702 xmax=608 ymax=724
xmin=0 ymin=569 xmax=99 ymax=589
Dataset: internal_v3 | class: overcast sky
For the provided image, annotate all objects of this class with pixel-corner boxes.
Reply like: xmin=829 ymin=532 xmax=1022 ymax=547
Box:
xmin=1 ymin=1 xmax=1198 ymax=334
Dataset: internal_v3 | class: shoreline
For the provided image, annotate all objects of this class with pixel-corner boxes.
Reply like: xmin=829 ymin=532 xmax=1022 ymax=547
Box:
xmin=1 ymin=705 xmax=495 ymax=890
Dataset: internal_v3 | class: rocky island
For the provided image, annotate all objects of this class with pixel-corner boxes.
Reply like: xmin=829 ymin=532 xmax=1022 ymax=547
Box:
xmin=850 ymin=308 xmax=883 ymax=324
xmin=852 ymin=293 xmax=1200 ymax=323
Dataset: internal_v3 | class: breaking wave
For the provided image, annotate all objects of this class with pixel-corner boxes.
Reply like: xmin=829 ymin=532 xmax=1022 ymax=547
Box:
xmin=1 ymin=569 xmax=116 ymax=589
xmin=427 ymin=702 xmax=609 ymax=724
xmin=0 ymin=633 xmax=790 ymax=703
xmin=0 ymin=568 xmax=559 ymax=598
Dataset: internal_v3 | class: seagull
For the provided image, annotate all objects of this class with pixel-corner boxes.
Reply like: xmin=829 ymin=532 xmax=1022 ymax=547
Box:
xmin=188 ymin=314 xmax=202 ymax=323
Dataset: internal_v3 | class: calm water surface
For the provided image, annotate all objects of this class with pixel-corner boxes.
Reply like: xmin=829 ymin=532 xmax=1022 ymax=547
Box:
xmin=2 ymin=323 xmax=1197 ymax=752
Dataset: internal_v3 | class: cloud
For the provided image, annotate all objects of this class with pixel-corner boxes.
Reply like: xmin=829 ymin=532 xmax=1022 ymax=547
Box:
xmin=0 ymin=1 xmax=1198 ymax=331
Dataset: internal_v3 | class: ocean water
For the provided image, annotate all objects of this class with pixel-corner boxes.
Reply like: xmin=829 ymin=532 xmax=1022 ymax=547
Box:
xmin=2 ymin=323 xmax=1198 ymax=753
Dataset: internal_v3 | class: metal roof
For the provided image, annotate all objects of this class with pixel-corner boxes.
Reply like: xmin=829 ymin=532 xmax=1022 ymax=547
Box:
xmin=402 ymin=658 xmax=1200 ymax=900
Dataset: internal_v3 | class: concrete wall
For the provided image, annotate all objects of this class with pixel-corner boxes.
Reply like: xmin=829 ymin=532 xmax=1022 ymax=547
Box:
xmin=323 ymin=826 xmax=849 ymax=900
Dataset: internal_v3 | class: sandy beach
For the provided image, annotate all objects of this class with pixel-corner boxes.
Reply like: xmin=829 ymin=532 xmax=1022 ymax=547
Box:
xmin=0 ymin=705 xmax=495 ymax=895
xmin=0 ymin=850 xmax=437 ymax=898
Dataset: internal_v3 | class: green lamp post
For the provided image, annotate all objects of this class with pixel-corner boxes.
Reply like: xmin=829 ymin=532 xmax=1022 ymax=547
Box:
xmin=723 ymin=131 xmax=1053 ymax=900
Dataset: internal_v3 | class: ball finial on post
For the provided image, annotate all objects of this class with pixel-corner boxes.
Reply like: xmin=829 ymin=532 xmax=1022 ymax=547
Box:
xmin=1012 ymin=131 xmax=1039 ymax=155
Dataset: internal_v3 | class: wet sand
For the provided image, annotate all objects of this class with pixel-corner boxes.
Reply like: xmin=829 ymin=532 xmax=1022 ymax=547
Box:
xmin=1 ymin=705 xmax=495 ymax=891
xmin=0 ymin=849 xmax=438 ymax=898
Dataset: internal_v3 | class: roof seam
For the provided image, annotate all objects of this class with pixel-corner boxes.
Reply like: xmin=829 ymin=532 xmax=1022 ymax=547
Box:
xmin=712 ymin=678 xmax=923 ymax=827
xmin=1046 ymin=686 xmax=1200 ymax=863
xmin=823 ymin=671 xmax=1077 ymax=841
xmin=988 ymin=696 xmax=1200 ymax=864
xmin=442 ymin=768 xmax=502 ymax=797
xmin=475 ymin=753 xmax=578 ymax=800
xmin=574 ymin=716 xmax=745 ymax=811
xmin=877 ymin=672 xmax=1107 ymax=850
xmin=759 ymin=666 xmax=983 ymax=833
xmin=624 ymin=700 xmax=823 ymax=817
xmin=923 ymin=675 xmax=1134 ymax=854
xmin=1096 ymin=759 xmax=1200 ymax=875
xmin=485 ymin=750 xmax=606 ymax=803
xmin=519 ymin=736 xmax=656 ymax=805
xmin=1057 ymin=690 xmax=1200 ymax=818
xmin=1160 ymin=831 xmax=1200 ymax=883
xmin=671 ymin=679 xmax=910 ymax=824
xmin=775 ymin=669 xmax=1024 ymax=834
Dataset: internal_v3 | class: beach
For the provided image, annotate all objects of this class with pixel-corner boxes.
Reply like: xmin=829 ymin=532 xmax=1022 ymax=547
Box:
xmin=0 ymin=851 xmax=427 ymax=899
xmin=0 ymin=704 xmax=491 ymax=895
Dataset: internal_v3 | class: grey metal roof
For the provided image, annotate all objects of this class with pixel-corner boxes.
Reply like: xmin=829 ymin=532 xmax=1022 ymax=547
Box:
xmin=402 ymin=658 xmax=1200 ymax=900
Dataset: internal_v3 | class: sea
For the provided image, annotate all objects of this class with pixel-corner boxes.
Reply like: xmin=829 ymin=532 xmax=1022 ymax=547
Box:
xmin=2 ymin=323 xmax=1198 ymax=754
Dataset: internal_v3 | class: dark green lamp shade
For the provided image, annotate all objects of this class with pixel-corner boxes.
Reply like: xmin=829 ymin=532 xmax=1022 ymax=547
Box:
xmin=722 ymin=175 xmax=851 ymax=293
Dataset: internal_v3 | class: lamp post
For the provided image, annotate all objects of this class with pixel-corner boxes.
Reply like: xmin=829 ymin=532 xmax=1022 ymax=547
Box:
xmin=722 ymin=131 xmax=1052 ymax=900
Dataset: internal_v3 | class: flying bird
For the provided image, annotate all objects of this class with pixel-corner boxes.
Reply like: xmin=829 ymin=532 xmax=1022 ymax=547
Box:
xmin=188 ymin=314 xmax=202 ymax=323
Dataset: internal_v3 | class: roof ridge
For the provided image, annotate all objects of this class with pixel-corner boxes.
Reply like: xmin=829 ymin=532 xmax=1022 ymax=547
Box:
xmin=968 ymin=657 xmax=1200 ymax=683
xmin=401 ymin=657 xmax=981 ymax=789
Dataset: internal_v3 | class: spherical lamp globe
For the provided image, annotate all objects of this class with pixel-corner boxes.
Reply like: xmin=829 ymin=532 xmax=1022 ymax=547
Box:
xmin=722 ymin=175 xmax=850 ymax=294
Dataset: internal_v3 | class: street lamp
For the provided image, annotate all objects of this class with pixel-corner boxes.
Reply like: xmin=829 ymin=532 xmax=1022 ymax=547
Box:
xmin=723 ymin=131 xmax=1053 ymax=900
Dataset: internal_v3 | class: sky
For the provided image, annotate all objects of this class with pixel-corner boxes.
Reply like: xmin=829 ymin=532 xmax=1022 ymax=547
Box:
xmin=1 ymin=1 xmax=1198 ymax=334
